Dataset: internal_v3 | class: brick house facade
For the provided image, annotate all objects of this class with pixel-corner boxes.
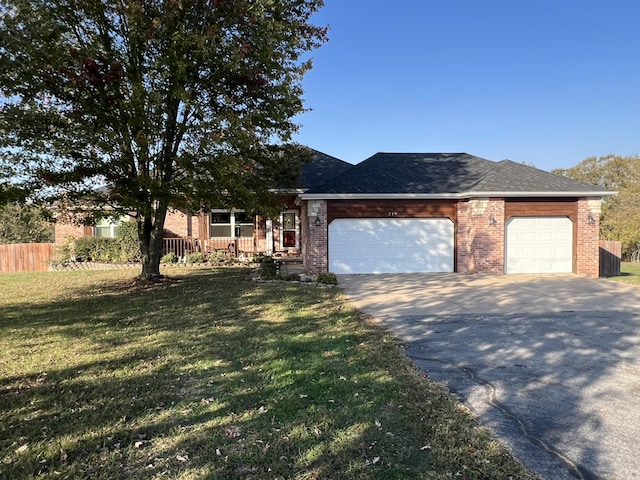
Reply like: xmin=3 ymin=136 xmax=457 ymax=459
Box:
xmin=298 ymin=196 xmax=603 ymax=277
xmin=297 ymin=153 xmax=613 ymax=278
xmin=53 ymin=151 xmax=612 ymax=277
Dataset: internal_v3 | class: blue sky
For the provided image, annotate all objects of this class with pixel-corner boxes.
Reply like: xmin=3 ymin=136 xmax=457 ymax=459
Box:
xmin=293 ymin=1 xmax=640 ymax=171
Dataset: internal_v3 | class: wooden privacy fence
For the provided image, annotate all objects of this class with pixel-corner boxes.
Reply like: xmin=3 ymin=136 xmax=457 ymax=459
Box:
xmin=599 ymin=240 xmax=621 ymax=277
xmin=0 ymin=243 xmax=55 ymax=273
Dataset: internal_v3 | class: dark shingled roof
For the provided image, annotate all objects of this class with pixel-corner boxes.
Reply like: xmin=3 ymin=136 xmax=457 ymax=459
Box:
xmin=299 ymin=148 xmax=353 ymax=191
xmin=306 ymin=152 xmax=611 ymax=195
xmin=469 ymin=159 xmax=607 ymax=193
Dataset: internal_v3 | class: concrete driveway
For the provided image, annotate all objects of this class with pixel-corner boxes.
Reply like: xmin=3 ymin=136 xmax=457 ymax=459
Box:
xmin=338 ymin=273 xmax=640 ymax=480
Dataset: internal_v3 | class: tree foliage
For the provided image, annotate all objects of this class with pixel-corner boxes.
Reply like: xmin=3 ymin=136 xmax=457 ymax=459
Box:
xmin=0 ymin=0 xmax=326 ymax=278
xmin=0 ymin=202 xmax=54 ymax=244
xmin=553 ymin=154 xmax=640 ymax=257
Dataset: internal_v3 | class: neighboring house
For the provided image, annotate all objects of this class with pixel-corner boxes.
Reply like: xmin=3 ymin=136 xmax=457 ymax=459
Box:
xmin=297 ymin=152 xmax=614 ymax=278
xmin=54 ymin=151 xmax=615 ymax=278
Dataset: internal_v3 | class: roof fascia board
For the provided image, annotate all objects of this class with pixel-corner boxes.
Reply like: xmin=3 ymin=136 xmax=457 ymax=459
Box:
xmin=299 ymin=191 xmax=617 ymax=201
xmin=270 ymin=188 xmax=307 ymax=194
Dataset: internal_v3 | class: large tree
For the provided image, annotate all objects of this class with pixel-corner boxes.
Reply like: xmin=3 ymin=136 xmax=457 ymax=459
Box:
xmin=0 ymin=0 xmax=326 ymax=279
xmin=0 ymin=202 xmax=54 ymax=244
xmin=553 ymin=154 xmax=640 ymax=258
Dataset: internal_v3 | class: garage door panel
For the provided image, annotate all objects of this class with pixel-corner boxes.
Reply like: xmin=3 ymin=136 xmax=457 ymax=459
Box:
xmin=329 ymin=218 xmax=454 ymax=274
xmin=506 ymin=217 xmax=573 ymax=274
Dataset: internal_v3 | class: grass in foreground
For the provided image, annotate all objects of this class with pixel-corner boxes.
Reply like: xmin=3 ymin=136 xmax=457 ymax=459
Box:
xmin=0 ymin=268 xmax=538 ymax=479
xmin=606 ymin=262 xmax=640 ymax=285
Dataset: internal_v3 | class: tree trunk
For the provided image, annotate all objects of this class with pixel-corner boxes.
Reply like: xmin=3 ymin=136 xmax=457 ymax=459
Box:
xmin=138 ymin=202 xmax=168 ymax=280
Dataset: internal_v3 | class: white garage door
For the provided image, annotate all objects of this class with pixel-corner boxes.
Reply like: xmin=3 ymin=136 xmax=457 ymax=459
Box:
xmin=506 ymin=217 xmax=573 ymax=274
xmin=328 ymin=218 xmax=454 ymax=274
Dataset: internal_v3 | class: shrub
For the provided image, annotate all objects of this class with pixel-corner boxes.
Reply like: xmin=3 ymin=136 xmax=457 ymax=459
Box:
xmin=161 ymin=252 xmax=179 ymax=264
xmin=257 ymin=255 xmax=277 ymax=279
xmin=280 ymin=273 xmax=300 ymax=281
xmin=316 ymin=272 xmax=338 ymax=285
xmin=208 ymin=250 xmax=226 ymax=265
xmin=74 ymin=236 xmax=121 ymax=262
xmin=186 ymin=252 xmax=205 ymax=264
xmin=250 ymin=253 xmax=267 ymax=264
xmin=116 ymin=221 xmax=141 ymax=262
xmin=54 ymin=236 xmax=75 ymax=263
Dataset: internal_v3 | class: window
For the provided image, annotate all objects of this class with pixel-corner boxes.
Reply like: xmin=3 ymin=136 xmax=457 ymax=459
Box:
xmin=210 ymin=212 xmax=232 ymax=237
xmin=95 ymin=217 xmax=126 ymax=238
xmin=234 ymin=212 xmax=254 ymax=238
xmin=281 ymin=211 xmax=298 ymax=248
xmin=210 ymin=210 xmax=254 ymax=237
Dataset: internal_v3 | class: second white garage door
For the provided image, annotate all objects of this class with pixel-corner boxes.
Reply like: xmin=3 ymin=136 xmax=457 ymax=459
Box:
xmin=505 ymin=216 xmax=573 ymax=274
xmin=328 ymin=218 xmax=454 ymax=274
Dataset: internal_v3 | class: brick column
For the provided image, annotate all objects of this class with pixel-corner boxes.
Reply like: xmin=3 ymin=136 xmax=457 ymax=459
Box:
xmin=576 ymin=198 xmax=601 ymax=278
xmin=301 ymin=200 xmax=327 ymax=274
xmin=457 ymin=198 xmax=505 ymax=274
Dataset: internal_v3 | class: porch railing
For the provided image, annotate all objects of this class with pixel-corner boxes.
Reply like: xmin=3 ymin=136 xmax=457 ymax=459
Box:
xmin=204 ymin=237 xmax=256 ymax=256
xmin=162 ymin=236 xmax=256 ymax=258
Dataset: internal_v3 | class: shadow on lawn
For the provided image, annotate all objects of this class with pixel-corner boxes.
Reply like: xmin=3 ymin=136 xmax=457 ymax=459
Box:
xmin=0 ymin=269 xmax=433 ymax=479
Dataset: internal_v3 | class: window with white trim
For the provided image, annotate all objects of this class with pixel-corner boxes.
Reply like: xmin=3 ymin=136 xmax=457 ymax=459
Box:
xmin=95 ymin=216 xmax=127 ymax=238
xmin=210 ymin=210 xmax=254 ymax=237
xmin=281 ymin=211 xmax=299 ymax=249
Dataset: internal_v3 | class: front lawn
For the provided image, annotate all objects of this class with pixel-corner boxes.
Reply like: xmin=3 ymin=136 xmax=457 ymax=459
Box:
xmin=0 ymin=268 xmax=537 ymax=479
xmin=607 ymin=262 xmax=640 ymax=285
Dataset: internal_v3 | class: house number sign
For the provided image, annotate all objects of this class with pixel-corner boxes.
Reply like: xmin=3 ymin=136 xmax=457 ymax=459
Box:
xmin=387 ymin=211 xmax=398 ymax=217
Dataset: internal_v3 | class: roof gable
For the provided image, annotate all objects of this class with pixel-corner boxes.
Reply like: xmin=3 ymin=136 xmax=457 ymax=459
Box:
xmin=299 ymin=148 xmax=353 ymax=191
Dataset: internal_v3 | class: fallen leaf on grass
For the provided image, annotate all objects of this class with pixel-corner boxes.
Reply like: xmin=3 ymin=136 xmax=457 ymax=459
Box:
xmin=176 ymin=454 xmax=189 ymax=462
xmin=15 ymin=444 xmax=28 ymax=454
xmin=225 ymin=426 xmax=241 ymax=438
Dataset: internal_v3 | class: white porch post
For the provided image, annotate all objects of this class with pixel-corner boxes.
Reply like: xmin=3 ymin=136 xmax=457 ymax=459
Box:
xmin=266 ymin=219 xmax=273 ymax=256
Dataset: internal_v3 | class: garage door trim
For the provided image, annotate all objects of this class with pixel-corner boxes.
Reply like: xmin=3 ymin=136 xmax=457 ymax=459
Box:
xmin=505 ymin=216 xmax=574 ymax=274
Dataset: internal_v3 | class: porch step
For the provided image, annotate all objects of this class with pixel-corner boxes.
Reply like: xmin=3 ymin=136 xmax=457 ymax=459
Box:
xmin=275 ymin=258 xmax=306 ymax=276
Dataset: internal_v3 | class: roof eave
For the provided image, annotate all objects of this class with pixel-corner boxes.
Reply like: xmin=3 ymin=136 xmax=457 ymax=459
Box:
xmin=299 ymin=190 xmax=617 ymax=200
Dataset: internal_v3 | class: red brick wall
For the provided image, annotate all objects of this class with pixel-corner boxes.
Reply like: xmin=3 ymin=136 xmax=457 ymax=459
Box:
xmin=163 ymin=208 xmax=191 ymax=237
xmin=54 ymin=222 xmax=87 ymax=244
xmin=301 ymin=200 xmax=327 ymax=274
xmin=457 ymin=198 xmax=505 ymax=274
xmin=576 ymin=198 xmax=600 ymax=278
xmin=301 ymin=196 xmax=602 ymax=277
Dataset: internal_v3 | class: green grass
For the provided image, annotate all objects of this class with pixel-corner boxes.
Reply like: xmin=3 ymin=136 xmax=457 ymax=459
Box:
xmin=607 ymin=262 xmax=640 ymax=285
xmin=0 ymin=267 xmax=538 ymax=479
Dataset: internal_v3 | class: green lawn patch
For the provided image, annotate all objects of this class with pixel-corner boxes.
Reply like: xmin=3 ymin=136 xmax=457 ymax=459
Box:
xmin=0 ymin=268 xmax=538 ymax=479
xmin=607 ymin=262 xmax=640 ymax=285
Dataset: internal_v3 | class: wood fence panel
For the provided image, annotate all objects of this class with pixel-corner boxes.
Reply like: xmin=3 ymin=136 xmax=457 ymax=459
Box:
xmin=599 ymin=240 xmax=621 ymax=277
xmin=0 ymin=243 xmax=54 ymax=273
